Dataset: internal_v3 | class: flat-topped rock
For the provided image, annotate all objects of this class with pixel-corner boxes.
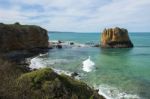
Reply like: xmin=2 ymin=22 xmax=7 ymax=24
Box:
xmin=0 ymin=23 xmax=48 ymax=53
xmin=100 ymin=27 xmax=134 ymax=48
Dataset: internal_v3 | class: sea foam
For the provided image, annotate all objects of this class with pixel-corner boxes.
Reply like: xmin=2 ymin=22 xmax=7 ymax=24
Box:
xmin=97 ymin=85 xmax=140 ymax=99
xmin=29 ymin=57 xmax=46 ymax=69
xmin=29 ymin=54 xmax=80 ymax=79
xmin=82 ymin=56 xmax=95 ymax=72
xmin=29 ymin=58 xmax=69 ymax=69
xmin=49 ymin=40 xmax=90 ymax=49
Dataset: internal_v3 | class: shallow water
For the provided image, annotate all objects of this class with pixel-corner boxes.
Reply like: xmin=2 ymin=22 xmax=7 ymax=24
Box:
xmin=31 ymin=32 xmax=150 ymax=99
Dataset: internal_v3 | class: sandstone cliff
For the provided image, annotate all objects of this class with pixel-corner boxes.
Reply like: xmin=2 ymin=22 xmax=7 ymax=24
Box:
xmin=100 ymin=27 xmax=133 ymax=48
xmin=0 ymin=23 xmax=48 ymax=53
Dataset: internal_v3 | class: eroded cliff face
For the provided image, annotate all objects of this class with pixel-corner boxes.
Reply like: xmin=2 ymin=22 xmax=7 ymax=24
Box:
xmin=100 ymin=27 xmax=133 ymax=48
xmin=0 ymin=23 xmax=48 ymax=53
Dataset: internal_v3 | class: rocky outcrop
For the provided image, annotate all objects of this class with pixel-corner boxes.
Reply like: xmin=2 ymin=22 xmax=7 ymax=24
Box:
xmin=100 ymin=27 xmax=133 ymax=48
xmin=16 ymin=68 xmax=104 ymax=99
xmin=0 ymin=23 xmax=105 ymax=99
xmin=0 ymin=23 xmax=48 ymax=53
xmin=0 ymin=58 xmax=105 ymax=99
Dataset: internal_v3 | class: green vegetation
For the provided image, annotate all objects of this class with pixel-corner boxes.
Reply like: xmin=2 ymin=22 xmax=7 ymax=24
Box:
xmin=17 ymin=68 xmax=103 ymax=99
xmin=1 ymin=22 xmax=41 ymax=29
xmin=0 ymin=22 xmax=104 ymax=99
xmin=0 ymin=58 xmax=104 ymax=99
xmin=0 ymin=58 xmax=28 ymax=99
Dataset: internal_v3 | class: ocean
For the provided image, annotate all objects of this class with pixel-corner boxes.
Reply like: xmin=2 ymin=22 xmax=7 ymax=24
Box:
xmin=30 ymin=32 xmax=150 ymax=99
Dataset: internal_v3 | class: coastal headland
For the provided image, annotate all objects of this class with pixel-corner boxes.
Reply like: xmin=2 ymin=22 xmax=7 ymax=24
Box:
xmin=0 ymin=23 xmax=104 ymax=99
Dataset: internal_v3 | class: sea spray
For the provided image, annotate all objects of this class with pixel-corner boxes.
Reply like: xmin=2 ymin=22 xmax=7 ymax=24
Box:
xmin=49 ymin=40 xmax=90 ymax=49
xmin=96 ymin=85 xmax=140 ymax=99
xmin=82 ymin=56 xmax=95 ymax=72
xmin=29 ymin=57 xmax=46 ymax=69
xmin=29 ymin=54 xmax=80 ymax=79
xmin=47 ymin=33 xmax=150 ymax=99
xmin=29 ymin=54 xmax=140 ymax=99
xmin=29 ymin=58 xmax=69 ymax=69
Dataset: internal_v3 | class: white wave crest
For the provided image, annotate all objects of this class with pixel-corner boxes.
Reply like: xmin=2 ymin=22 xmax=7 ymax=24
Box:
xmin=49 ymin=40 xmax=90 ymax=49
xmin=29 ymin=57 xmax=46 ymax=69
xmin=82 ymin=56 xmax=95 ymax=72
xmin=29 ymin=58 xmax=69 ymax=69
xmin=96 ymin=85 xmax=140 ymax=99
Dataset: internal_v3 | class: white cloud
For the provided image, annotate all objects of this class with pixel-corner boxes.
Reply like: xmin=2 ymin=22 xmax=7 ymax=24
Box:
xmin=0 ymin=0 xmax=150 ymax=32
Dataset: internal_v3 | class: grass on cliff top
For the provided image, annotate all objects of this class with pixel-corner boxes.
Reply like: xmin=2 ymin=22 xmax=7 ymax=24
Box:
xmin=17 ymin=68 xmax=103 ymax=99
xmin=0 ymin=58 xmax=28 ymax=99
xmin=0 ymin=58 xmax=104 ymax=99
xmin=0 ymin=22 xmax=43 ymax=30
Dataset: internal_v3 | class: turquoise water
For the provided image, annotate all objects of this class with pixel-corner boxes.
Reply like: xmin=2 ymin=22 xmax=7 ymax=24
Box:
xmin=41 ymin=32 xmax=150 ymax=99
xmin=49 ymin=32 xmax=100 ymax=44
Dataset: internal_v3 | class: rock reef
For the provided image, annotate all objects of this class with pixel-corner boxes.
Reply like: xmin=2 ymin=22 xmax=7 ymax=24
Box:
xmin=0 ymin=23 xmax=48 ymax=53
xmin=100 ymin=27 xmax=133 ymax=48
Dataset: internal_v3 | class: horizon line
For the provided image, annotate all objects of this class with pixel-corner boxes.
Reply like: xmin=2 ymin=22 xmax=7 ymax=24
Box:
xmin=48 ymin=31 xmax=150 ymax=33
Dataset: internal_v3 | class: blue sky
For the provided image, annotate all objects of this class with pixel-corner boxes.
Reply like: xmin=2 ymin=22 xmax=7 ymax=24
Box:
xmin=0 ymin=0 xmax=150 ymax=32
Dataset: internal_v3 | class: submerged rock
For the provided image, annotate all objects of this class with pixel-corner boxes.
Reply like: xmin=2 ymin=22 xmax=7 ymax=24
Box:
xmin=58 ymin=40 xmax=63 ymax=43
xmin=56 ymin=44 xmax=63 ymax=49
xmin=70 ymin=42 xmax=74 ymax=45
xmin=100 ymin=27 xmax=133 ymax=48
xmin=93 ymin=44 xmax=100 ymax=47
xmin=0 ymin=23 xmax=48 ymax=53
xmin=71 ymin=72 xmax=79 ymax=78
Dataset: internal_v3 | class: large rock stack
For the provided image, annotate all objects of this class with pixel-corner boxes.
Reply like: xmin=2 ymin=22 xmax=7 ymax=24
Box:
xmin=100 ymin=27 xmax=133 ymax=48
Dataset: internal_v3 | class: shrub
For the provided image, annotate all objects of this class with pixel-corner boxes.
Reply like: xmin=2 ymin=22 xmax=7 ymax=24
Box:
xmin=0 ymin=58 xmax=27 ymax=99
xmin=16 ymin=68 xmax=104 ymax=99
xmin=0 ymin=58 xmax=104 ymax=99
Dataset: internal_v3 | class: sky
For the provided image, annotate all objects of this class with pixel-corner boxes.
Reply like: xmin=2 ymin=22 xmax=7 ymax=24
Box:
xmin=0 ymin=0 xmax=150 ymax=32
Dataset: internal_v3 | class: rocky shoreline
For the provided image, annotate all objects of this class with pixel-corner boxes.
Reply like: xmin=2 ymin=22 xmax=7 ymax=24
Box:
xmin=48 ymin=40 xmax=100 ymax=49
xmin=0 ymin=23 xmax=104 ymax=99
xmin=0 ymin=23 xmax=135 ymax=99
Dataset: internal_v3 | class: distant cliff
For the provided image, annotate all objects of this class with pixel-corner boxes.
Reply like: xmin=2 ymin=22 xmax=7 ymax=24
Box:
xmin=0 ymin=23 xmax=48 ymax=53
xmin=100 ymin=27 xmax=133 ymax=48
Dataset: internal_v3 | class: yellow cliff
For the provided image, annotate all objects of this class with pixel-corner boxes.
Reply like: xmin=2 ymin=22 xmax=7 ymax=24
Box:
xmin=100 ymin=27 xmax=133 ymax=48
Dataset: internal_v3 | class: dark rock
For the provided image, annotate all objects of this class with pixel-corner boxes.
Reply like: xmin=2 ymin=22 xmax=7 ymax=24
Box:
xmin=71 ymin=72 xmax=79 ymax=78
xmin=93 ymin=44 xmax=100 ymax=47
xmin=100 ymin=27 xmax=134 ymax=48
xmin=86 ymin=42 xmax=94 ymax=45
xmin=0 ymin=23 xmax=49 ymax=53
xmin=14 ymin=22 xmax=20 ymax=25
xmin=56 ymin=44 xmax=62 ymax=49
xmin=48 ymin=46 xmax=53 ymax=49
xmin=0 ymin=23 xmax=4 ymax=25
xmin=95 ymin=89 xmax=99 ymax=93
xmin=58 ymin=40 xmax=62 ymax=43
xmin=70 ymin=42 xmax=74 ymax=45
